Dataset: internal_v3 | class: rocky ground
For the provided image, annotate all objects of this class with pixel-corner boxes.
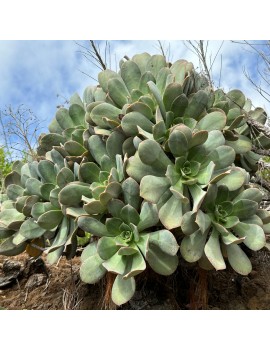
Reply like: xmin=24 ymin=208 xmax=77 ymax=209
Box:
xmin=1 ymin=248 xmax=270 ymax=310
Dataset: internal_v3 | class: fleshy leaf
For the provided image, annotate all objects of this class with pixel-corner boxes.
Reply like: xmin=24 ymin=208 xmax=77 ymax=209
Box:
xmin=123 ymin=251 xmax=146 ymax=278
xmin=233 ymin=222 xmax=266 ymax=250
xmin=217 ymin=168 xmax=247 ymax=191
xmin=146 ymin=243 xmax=178 ymax=275
xmin=147 ymin=81 xmax=166 ymax=120
xmin=180 ymin=230 xmax=207 ymax=262
xmin=37 ymin=210 xmax=63 ymax=230
xmin=138 ymin=139 xmax=172 ymax=170
xmin=159 ymin=194 xmax=183 ymax=230
xmin=59 ymin=183 xmax=92 ymax=207
xmin=227 ymin=244 xmax=252 ymax=275
xmin=111 ymin=275 xmax=136 ymax=306
xmin=232 ymin=188 xmax=263 ymax=203
xmin=105 ymin=218 xmax=122 ymax=236
xmin=102 ymin=253 xmax=126 ymax=275
xmin=136 ymin=234 xmax=150 ymax=258
xmin=163 ymin=83 xmax=183 ymax=111
xmin=221 ymin=232 xmax=245 ymax=245
xmin=120 ymin=205 xmax=140 ymax=225
xmin=140 ymin=175 xmax=170 ymax=203
xmin=122 ymin=178 xmax=140 ymax=210
xmin=108 ymin=78 xmax=129 ymax=107
xmin=80 ymin=242 xmax=106 ymax=284
xmin=0 ymin=236 xmax=27 ymax=256
xmin=90 ymin=103 xmax=121 ymax=128
xmin=56 ymin=167 xmax=75 ymax=189
xmin=19 ymin=219 xmax=47 ymax=240
xmin=38 ymin=160 xmax=56 ymax=184
xmin=121 ymin=112 xmax=154 ymax=136
xmin=0 ymin=209 xmax=25 ymax=228
xmin=181 ymin=211 xmax=199 ymax=235
xmin=97 ymin=237 xmax=119 ymax=260
xmin=204 ymin=230 xmax=226 ymax=270
xmin=78 ymin=217 xmax=110 ymax=237
xmin=232 ymin=200 xmax=258 ymax=219
xmin=189 ymin=184 xmax=207 ymax=211
xmin=137 ymin=202 xmax=159 ymax=232
xmin=149 ymin=230 xmax=179 ymax=256
xmin=197 ymin=111 xmax=227 ymax=131
xmin=225 ymin=135 xmax=252 ymax=154
xmin=120 ymin=60 xmax=141 ymax=92
xmin=46 ymin=217 xmax=69 ymax=264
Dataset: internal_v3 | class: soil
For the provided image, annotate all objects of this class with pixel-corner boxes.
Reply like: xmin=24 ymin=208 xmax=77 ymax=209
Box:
xmin=1 ymin=248 xmax=270 ymax=310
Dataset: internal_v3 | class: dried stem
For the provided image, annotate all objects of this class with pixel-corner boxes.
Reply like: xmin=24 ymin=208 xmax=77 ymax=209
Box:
xmin=199 ymin=40 xmax=213 ymax=88
xmin=188 ymin=268 xmax=208 ymax=309
xmin=247 ymin=117 xmax=270 ymax=139
xmin=102 ymin=272 xmax=116 ymax=310
xmin=76 ymin=40 xmax=110 ymax=74
xmin=252 ymin=146 xmax=270 ymax=156
xmin=89 ymin=40 xmax=107 ymax=70
xmin=185 ymin=40 xmax=224 ymax=89
xmin=251 ymin=175 xmax=270 ymax=193
xmin=157 ymin=40 xmax=166 ymax=58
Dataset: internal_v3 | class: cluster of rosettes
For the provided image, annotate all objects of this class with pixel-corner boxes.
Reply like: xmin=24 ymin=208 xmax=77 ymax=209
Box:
xmin=1 ymin=53 xmax=270 ymax=305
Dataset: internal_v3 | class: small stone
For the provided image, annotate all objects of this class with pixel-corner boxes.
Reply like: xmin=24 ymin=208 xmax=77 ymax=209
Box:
xmin=3 ymin=260 xmax=22 ymax=276
xmin=25 ymin=274 xmax=47 ymax=292
xmin=23 ymin=258 xmax=49 ymax=278
xmin=0 ymin=276 xmax=17 ymax=289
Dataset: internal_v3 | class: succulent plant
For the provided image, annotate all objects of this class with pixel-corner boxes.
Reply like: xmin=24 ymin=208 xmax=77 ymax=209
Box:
xmin=1 ymin=51 xmax=270 ymax=306
xmin=128 ymin=124 xmax=237 ymax=229
xmin=37 ymin=91 xmax=94 ymax=159
xmin=0 ymin=153 xmax=88 ymax=263
xmin=180 ymin=182 xmax=269 ymax=275
xmin=78 ymin=197 xmax=179 ymax=305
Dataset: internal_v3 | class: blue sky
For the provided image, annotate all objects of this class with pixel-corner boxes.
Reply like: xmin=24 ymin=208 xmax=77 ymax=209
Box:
xmin=0 ymin=40 xmax=269 ymax=147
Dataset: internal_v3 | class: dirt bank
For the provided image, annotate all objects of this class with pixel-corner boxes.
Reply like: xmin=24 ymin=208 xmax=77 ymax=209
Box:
xmin=1 ymin=248 xmax=270 ymax=310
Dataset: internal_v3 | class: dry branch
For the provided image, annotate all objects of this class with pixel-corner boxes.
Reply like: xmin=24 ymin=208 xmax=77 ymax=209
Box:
xmin=251 ymin=175 xmax=270 ymax=193
xmin=247 ymin=117 xmax=270 ymax=139
xmin=252 ymin=146 xmax=270 ymax=156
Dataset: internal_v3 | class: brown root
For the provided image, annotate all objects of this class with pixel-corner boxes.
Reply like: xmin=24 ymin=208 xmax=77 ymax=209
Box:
xmin=188 ymin=268 xmax=208 ymax=309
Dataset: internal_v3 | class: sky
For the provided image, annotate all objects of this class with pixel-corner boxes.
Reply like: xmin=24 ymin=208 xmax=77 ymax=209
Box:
xmin=0 ymin=40 xmax=269 ymax=149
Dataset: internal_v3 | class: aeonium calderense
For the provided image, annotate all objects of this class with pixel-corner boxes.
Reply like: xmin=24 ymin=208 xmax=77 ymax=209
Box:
xmin=78 ymin=198 xmax=179 ymax=306
xmin=1 ymin=52 xmax=270 ymax=307
xmin=180 ymin=183 xmax=270 ymax=275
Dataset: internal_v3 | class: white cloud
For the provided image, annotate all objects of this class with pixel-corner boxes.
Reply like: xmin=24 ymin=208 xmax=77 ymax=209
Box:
xmin=0 ymin=41 xmax=96 ymax=131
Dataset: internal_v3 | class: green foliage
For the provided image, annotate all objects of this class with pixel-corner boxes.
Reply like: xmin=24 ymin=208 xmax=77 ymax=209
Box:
xmin=1 ymin=53 xmax=270 ymax=305
xmin=0 ymin=147 xmax=12 ymax=188
xmin=258 ymin=156 xmax=270 ymax=182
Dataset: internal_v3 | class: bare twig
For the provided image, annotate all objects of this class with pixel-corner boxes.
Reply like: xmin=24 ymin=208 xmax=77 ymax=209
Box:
xmin=232 ymin=40 xmax=270 ymax=104
xmin=243 ymin=67 xmax=270 ymax=103
xmin=185 ymin=40 xmax=214 ymax=88
xmin=199 ymin=40 xmax=213 ymax=87
xmin=218 ymin=54 xmax=223 ymax=88
xmin=251 ymin=174 xmax=270 ymax=193
xmin=258 ymin=160 xmax=270 ymax=169
xmin=0 ymin=105 xmax=43 ymax=161
xmin=76 ymin=40 xmax=109 ymax=73
xmin=252 ymin=146 xmax=270 ymax=156
xmin=89 ymin=40 xmax=107 ymax=70
xmin=154 ymin=41 xmax=172 ymax=62
xmin=247 ymin=117 xmax=270 ymax=139
xmin=157 ymin=40 xmax=166 ymax=58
